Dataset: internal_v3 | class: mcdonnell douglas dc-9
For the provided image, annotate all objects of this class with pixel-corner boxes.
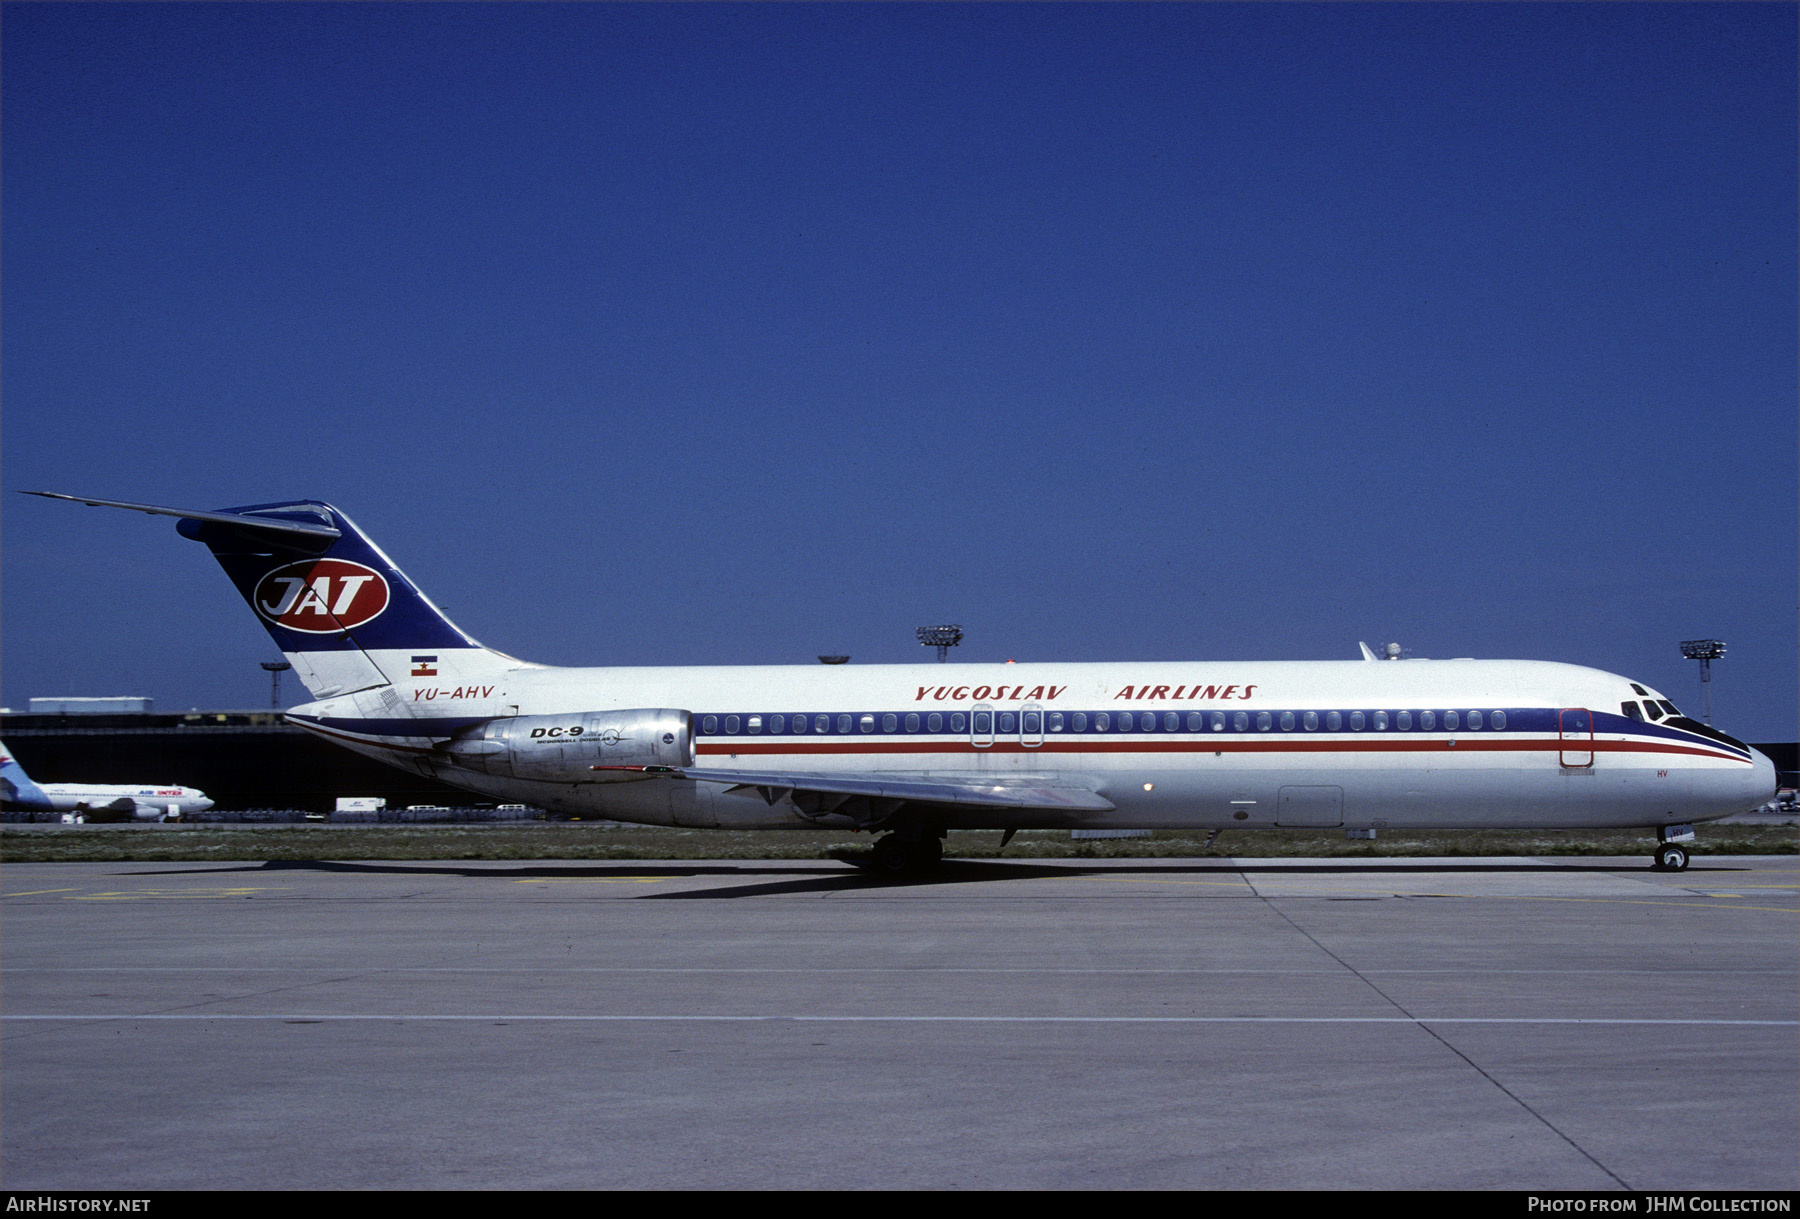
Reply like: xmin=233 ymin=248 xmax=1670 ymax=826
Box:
xmin=29 ymin=493 xmax=1774 ymax=872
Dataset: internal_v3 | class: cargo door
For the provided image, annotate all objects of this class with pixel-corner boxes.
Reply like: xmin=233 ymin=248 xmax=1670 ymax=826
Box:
xmin=1276 ymin=785 xmax=1344 ymax=827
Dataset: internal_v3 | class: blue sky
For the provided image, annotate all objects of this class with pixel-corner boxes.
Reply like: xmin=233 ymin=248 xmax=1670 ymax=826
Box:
xmin=4 ymin=3 xmax=1795 ymax=739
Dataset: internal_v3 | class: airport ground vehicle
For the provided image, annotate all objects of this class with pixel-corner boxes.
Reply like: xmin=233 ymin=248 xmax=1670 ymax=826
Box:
xmin=29 ymin=493 xmax=1775 ymax=871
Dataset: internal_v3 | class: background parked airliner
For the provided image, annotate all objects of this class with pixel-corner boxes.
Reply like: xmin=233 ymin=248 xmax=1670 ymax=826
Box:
xmin=1 ymin=739 xmax=212 ymax=822
xmin=29 ymin=492 xmax=1774 ymax=870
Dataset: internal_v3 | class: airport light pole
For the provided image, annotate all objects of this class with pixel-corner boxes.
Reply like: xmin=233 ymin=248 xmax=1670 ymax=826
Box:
xmin=261 ymin=661 xmax=291 ymax=710
xmin=916 ymin=625 xmax=963 ymax=663
xmin=1679 ymin=640 xmax=1725 ymax=725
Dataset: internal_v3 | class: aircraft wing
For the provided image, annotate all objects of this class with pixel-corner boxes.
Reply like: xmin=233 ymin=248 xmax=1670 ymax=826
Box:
xmin=592 ymin=765 xmax=1116 ymax=812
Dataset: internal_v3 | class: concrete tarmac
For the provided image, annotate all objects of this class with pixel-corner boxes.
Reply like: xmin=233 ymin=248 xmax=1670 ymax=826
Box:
xmin=2 ymin=855 xmax=1795 ymax=1190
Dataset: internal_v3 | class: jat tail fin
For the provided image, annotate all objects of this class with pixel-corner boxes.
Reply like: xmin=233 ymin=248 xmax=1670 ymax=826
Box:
xmin=0 ymin=740 xmax=53 ymax=810
xmin=24 ymin=493 xmax=518 ymax=701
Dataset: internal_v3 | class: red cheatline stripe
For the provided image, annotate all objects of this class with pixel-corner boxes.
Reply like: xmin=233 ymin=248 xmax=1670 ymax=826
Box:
xmin=697 ymin=737 xmax=1743 ymax=762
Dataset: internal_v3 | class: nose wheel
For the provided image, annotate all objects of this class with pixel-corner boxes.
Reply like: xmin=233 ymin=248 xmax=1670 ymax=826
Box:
xmin=1653 ymin=842 xmax=1690 ymax=872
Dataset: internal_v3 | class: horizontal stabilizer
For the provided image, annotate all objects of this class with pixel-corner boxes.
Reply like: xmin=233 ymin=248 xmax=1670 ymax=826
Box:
xmin=23 ymin=492 xmax=342 ymax=544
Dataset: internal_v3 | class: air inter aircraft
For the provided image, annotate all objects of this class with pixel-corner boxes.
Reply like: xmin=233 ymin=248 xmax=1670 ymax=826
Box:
xmin=1 ymin=740 xmax=212 ymax=822
xmin=29 ymin=493 xmax=1775 ymax=872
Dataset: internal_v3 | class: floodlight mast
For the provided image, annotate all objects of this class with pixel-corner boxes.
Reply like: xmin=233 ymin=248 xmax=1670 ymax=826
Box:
xmin=916 ymin=625 xmax=963 ymax=663
xmin=1679 ymin=640 xmax=1725 ymax=725
xmin=260 ymin=660 xmax=292 ymax=710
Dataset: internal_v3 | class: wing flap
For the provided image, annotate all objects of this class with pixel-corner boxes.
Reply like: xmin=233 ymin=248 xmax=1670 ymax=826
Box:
xmin=592 ymin=765 xmax=1115 ymax=812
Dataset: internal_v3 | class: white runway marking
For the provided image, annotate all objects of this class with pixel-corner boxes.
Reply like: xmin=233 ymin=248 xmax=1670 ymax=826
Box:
xmin=6 ymin=1014 xmax=1794 ymax=1025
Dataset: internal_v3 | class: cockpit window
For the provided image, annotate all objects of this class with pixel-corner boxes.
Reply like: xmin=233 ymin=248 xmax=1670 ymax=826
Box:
xmin=1630 ymin=683 xmax=1649 ymax=696
xmin=1658 ymin=700 xmax=1680 ymax=717
xmin=1621 ymin=701 xmax=1643 ymax=721
xmin=1643 ymin=702 xmax=1663 ymax=721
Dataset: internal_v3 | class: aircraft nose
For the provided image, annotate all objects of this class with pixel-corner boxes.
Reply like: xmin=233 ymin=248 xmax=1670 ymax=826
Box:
xmin=1747 ymin=748 xmax=1778 ymax=809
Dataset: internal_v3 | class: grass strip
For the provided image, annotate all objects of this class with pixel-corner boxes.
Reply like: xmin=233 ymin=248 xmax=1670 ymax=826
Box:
xmin=3 ymin=824 xmax=1793 ymax=864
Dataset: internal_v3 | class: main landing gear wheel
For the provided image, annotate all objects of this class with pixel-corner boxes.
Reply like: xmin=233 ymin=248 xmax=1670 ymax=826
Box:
xmin=1654 ymin=843 xmax=1690 ymax=872
xmin=870 ymin=833 xmax=943 ymax=875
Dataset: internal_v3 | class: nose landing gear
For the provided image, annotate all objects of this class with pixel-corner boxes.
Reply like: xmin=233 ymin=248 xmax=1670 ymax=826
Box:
xmin=1652 ymin=824 xmax=1695 ymax=871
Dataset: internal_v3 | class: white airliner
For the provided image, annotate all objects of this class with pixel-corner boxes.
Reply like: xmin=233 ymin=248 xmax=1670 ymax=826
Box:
xmin=1 ymin=739 xmax=212 ymax=822
xmin=28 ymin=492 xmax=1774 ymax=871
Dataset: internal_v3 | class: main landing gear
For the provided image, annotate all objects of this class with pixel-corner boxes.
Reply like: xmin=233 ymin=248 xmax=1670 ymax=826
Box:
xmin=870 ymin=830 xmax=944 ymax=876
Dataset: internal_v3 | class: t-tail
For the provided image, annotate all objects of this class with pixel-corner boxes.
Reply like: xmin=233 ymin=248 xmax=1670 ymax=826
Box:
xmin=23 ymin=493 xmax=520 ymax=706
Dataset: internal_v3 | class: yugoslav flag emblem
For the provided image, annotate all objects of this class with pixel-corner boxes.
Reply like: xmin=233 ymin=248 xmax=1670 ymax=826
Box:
xmin=411 ymin=656 xmax=438 ymax=676
xmin=253 ymin=559 xmax=391 ymax=634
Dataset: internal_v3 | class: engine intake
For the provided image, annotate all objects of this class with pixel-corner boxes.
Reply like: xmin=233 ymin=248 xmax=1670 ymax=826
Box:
xmin=437 ymin=709 xmax=693 ymax=780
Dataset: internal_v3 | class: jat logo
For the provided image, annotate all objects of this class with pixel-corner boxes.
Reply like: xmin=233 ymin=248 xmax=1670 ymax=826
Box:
xmin=254 ymin=559 xmax=391 ymax=633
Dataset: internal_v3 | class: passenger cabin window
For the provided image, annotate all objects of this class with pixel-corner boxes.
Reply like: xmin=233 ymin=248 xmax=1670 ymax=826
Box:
xmin=882 ymin=714 xmax=897 ymax=732
xmin=1326 ymin=711 xmax=1342 ymax=731
xmin=1373 ymin=711 xmax=1388 ymax=730
xmin=702 ymin=716 xmax=718 ymax=734
xmin=770 ymin=715 xmax=785 ymax=733
xmin=860 ymin=715 xmax=875 ymax=733
xmin=999 ymin=712 xmax=1017 ymax=734
xmin=1072 ymin=712 xmax=1088 ymax=732
xmin=1444 ymin=711 xmax=1459 ymax=731
xmin=1396 ymin=711 xmax=1412 ymax=730
xmin=1024 ymin=711 xmax=1042 ymax=734
xmin=1211 ymin=712 xmax=1225 ymax=731
xmin=1048 ymin=712 xmax=1064 ymax=731
xmin=1095 ymin=712 xmax=1111 ymax=731
xmin=725 ymin=716 xmax=740 ymax=733
xmin=1186 ymin=713 xmax=1202 ymax=732
xmin=1256 ymin=712 xmax=1272 ymax=731
xmin=747 ymin=716 xmax=762 ymax=734
xmin=1420 ymin=711 xmax=1435 ymax=730
xmin=1468 ymin=711 xmax=1482 ymax=730
xmin=1164 ymin=712 xmax=1179 ymax=732
xmin=973 ymin=711 xmax=992 ymax=734
xmin=1280 ymin=712 xmax=1295 ymax=731
xmin=1233 ymin=711 xmax=1249 ymax=731
xmin=951 ymin=713 xmax=967 ymax=732
xmin=1303 ymin=711 xmax=1318 ymax=730
xmin=792 ymin=715 xmax=806 ymax=733
xmin=905 ymin=713 xmax=919 ymax=732
xmin=1349 ymin=712 xmax=1364 ymax=731
xmin=815 ymin=715 xmax=830 ymax=733
xmin=928 ymin=713 xmax=943 ymax=732
xmin=837 ymin=715 xmax=852 ymax=733
xmin=1493 ymin=711 xmax=1506 ymax=729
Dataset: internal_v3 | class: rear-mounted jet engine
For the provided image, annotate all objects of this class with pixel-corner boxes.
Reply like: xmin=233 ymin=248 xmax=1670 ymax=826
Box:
xmin=436 ymin=709 xmax=693 ymax=781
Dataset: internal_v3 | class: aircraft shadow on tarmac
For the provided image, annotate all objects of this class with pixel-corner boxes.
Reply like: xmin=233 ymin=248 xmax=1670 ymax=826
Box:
xmin=118 ymin=855 xmax=1739 ymax=900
